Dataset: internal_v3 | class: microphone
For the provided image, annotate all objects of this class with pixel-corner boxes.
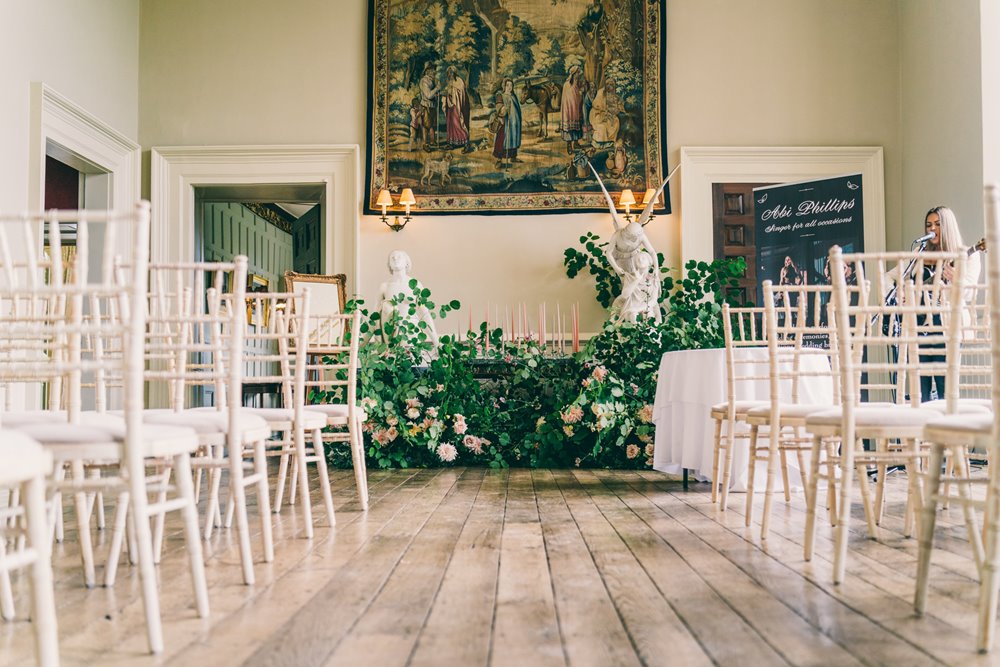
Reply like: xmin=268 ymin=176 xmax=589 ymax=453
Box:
xmin=912 ymin=231 xmax=936 ymax=245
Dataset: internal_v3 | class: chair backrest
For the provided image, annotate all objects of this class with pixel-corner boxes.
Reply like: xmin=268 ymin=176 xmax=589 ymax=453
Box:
xmin=143 ymin=258 xmax=248 ymax=412
xmin=721 ymin=304 xmax=768 ymax=414
xmin=762 ymin=281 xmax=840 ymax=406
xmin=829 ymin=247 xmax=966 ymax=412
xmin=301 ymin=312 xmax=362 ymax=414
xmin=241 ymin=290 xmax=310 ymax=413
xmin=985 ymin=184 xmax=1000 ymax=426
xmin=0 ymin=203 xmax=150 ymax=468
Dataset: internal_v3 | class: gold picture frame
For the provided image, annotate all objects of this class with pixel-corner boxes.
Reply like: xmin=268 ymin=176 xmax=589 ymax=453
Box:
xmin=246 ymin=273 xmax=271 ymax=327
xmin=283 ymin=271 xmax=347 ymax=316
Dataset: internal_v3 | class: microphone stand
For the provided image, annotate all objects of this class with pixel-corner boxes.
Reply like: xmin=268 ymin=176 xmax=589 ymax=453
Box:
xmin=878 ymin=238 xmax=928 ymax=403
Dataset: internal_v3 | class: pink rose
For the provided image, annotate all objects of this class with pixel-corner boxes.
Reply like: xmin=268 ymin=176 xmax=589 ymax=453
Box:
xmin=626 ymin=444 xmax=640 ymax=459
xmin=437 ymin=443 xmax=458 ymax=462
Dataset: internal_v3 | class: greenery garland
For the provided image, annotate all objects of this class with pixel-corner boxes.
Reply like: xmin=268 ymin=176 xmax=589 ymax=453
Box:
xmin=319 ymin=237 xmax=745 ymax=470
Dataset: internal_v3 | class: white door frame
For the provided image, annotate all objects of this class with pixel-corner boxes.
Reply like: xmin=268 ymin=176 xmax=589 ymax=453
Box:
xmin=150 ymin=145 xmax=361 ymax=292
xmin=679 ymin=146 xmax=886 ymax=262
xmin=29 ymin=82 xmax=141 ymax=213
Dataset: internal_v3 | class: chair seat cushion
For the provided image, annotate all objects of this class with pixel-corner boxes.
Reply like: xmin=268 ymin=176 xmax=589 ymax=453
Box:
xmin=922 ymin=398 xmax=992 ymax=414
xmin=805 ymin=405 xmax=944 ymax=431
xmin=746 ymin=403 xmax=835 ymax=424
xmin=1 ymin=410 xmax=125 ymax=429
xmin=710 ymin=400 xmax=769 ymax=418
xmin=305 ymin=404 xmax=367 ymax=424
xmin=242 ymin=407 xmax=328 ymax=429
xmin=11 ymin=421 xmax=199 ymax=460
xmin=0 ymin=431 xmax=52 ymax=484
xmin=144 ymin=408 xmax=271 ymax=442
xmin=924 ymin=413 xmax=993 ymax=445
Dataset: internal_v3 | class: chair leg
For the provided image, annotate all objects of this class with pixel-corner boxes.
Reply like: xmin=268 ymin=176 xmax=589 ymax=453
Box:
xmin=252 ymin=438 xmax=274 ymax=562
xmin=202 ymin=445 xmax=224 ymax=540
xmin=227 ymin=440 xmax=255 ymax=585
xmin=0 ymin=537 xmax=14 ymax=620
xmin=71 ymin=460 xmax=96 ymax=588
xmin=350 ymin=417 xmax=369 ymax=511
xmin=804 ymin=435 xmax=824 ymax=561
xmin=152 ymin=463 xmax=172 ymax=563
xmin=978 ymin=450 xmax=1000 ymax=653
xmin=719 ymin=423 xmax=737 ymax=512
xmin=312 ymin=429 xmax=336 ymax=526
xmin=745 ymin=425 xmax=760 ymax=527
xmin=273 ymin=442 xmax=290 ymax=513
xmin=23 ymin=475 xmax=59 ymax=667
xmin=833 ymin=437 xmax=858 ymax=585
xmin=711 ymin=418 xmax=723 ymax=504
xmin=289 ymin=456 xmax=298 ymax=506
xmin=173 ymin=452 xmax=209 ymax=618
xmin=761 ymin=424 xmax=781 ymax=539
xmin=825 ymin=440 xmax=838 ymax=526
xmin=126 ymin=465 xmax=165 ymax=653
xmin=915 ymin=441 xmax=945 ymax=615
xmin=856 ymin=458 xmax=878 ymax=539
xmin=104 ymin=490 xmax=130 ymax=587
xmin=780 ymin=446 xmax=791 ymax=503
xmin=954 ymin=446 xmax=985 ymax=575
xmin=293 ymin=423 xmax=313 ymax=538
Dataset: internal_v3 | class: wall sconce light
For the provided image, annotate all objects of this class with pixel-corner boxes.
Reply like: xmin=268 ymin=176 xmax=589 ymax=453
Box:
xmin=377 ymin=187 xmax=416 ymax=232
xmin=641 ymin=188 xmax=658 ymax=226
xmin=617 ymin=188 xmax=636 ymax=222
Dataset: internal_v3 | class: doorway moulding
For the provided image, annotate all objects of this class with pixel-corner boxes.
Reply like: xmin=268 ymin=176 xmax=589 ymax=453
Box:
xmin=150 ymin=144 xmax=361 ymax=293
xmin=29 ymin=82 xmax=141 ymax=212
xmin=679 ymin=146 xmax=885 ymax=262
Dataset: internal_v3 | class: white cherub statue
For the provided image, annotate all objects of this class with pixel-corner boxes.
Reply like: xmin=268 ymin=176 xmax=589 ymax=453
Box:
xmin=377 ymin=249 xmax=439 ymax=349
xmin=590 ymin=162 xmax=678 ymax=324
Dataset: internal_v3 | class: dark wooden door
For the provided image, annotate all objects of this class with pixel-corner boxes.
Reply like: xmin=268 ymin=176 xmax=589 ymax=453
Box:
xmin=712 ymin=182 xmax=773 ymax=306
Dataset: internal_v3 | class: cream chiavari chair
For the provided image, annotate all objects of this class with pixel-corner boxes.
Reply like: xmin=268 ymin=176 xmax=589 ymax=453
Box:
xmin=710 ymin=304 xmax=769 ymax=510
xmin=139 ymin=258 xmax=274 ymax=585
xmin=299 ymin=311 xmax=367 ymax=510
xmin=0 ymin=431 xmax=58 ymax=666
xmin=913 ymin=184 xmax=1000 ymax=652
xmin=745 ymin=282 xmax=839 ymax=539
xmin=240 ymin=290 xmax=337 ymax=536
xmin=0 ymin=203 xmax=207 ymax=654
xmin=803 ymin=246 xmax=965 ymax=584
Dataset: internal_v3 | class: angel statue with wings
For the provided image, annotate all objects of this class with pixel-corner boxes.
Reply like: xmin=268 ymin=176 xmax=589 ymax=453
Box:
xmin=589 ymin=163 xmax=679 ymax=324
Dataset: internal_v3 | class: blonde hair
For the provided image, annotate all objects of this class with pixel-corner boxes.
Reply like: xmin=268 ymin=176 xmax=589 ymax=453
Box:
xmin=926 ymin=206 xmax=964 ymax=251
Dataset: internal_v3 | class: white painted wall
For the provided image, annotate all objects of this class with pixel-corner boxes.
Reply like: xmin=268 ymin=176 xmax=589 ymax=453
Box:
xmin=899 ymin=0 xmax=984 ymax=245
xmin=0 ymin=0 xmax=140 ymax=211
xmin=138 ymin=0 xmax=902 ymax=329
xmin=981 ymin=0 xmax=1000 ymax=190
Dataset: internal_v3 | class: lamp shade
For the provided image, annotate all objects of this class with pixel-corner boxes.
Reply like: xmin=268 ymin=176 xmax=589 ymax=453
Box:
xmin=642 ymin=188 xmax=657 ymax=205
xmin=399 ymin=188 xmax=416 ymax=206
xmin=618 ymin=189 xmax=636 ymax=207
xmin=376 ymin=189 xmax=393 ymax=207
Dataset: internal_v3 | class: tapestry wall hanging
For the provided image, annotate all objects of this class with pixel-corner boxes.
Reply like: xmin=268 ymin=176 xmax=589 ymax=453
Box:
xmin=365 ymin=0 xmax=668 ymax=215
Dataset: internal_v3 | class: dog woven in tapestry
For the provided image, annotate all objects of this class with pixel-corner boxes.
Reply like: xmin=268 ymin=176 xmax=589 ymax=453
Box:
xmin=365 ymin=0 xmax=668 ymax=215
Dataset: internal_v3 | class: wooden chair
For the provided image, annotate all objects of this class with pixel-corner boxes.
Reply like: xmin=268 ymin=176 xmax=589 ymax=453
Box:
xmin=0 ymin=431 xmax=58 ymax=667
xmin=745 ymin=281 xmax=839 ymax=539
xmin=915 ymin=184 xmax=1000 ymax=652
xmin=710 ymin=304 xmax=769 ymax=510
xmin=140 ymin=259 xmax=275 ymax=585
xmin=299 ymin=311 xmax=368 ymax=510
xmin=241 ymin=290 xmax=338 ymax=536
xmin=0 ymin=203 xmax=207 ymax=654
xmin=803 ymin=246 xmax=966 ymax=584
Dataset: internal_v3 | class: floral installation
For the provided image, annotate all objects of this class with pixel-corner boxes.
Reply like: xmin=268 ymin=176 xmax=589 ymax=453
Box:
xmin=317 ymin=252 xmax=744 ymax=470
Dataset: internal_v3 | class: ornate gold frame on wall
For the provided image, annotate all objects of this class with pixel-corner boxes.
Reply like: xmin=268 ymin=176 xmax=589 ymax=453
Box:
xmin=283 ymin=271 xmax=348 ymax=314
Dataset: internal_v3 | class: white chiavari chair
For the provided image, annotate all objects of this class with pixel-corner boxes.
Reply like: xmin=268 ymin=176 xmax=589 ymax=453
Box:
xmin=913 ymin=184 xmax=1000 ymax=652
xmin=745 ymin=282 xmax=839 ymax=539
xmin=0 ymin=203 xmax=207 ymax=654
xmin=299 ymin=311 xmax=368 ymax=510
xmin=240 ymin=290 xmax=337 ymax=536
xmin=0 ymin=431 xmax=58 ymax=666
xmin=139 ymin=258 xmax=274 ymax=585
xmin=803 ymin=247 xmax=965 ymax=584
xmin=710 ymin=304 xmax=769 ymax=511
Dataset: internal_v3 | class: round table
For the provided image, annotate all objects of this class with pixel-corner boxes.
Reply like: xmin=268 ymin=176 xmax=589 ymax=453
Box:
xmin=651 ymin=346 xmax=833 ymax=492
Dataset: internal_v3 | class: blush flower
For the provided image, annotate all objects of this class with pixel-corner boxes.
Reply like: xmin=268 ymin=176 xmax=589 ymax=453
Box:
xmin=561 ymin=405 xmax=583 ymax=424
xmin=405 ymin=397 xmax=422 ymax=409
xmin=644 ymin=443 xmax=655 ymax=458
xmin=426 ymin=406 xmax=439 ymax=418
xmin=626 ymin=444 xmax=640 ymax=459
xmin=453 ymin=414 xmax=468 ymax=435
xmin=406 ymin=407 xmax=421 ymax=420
xmin=592 ymin=365 xmax=608 ymax=382
xmin=386 ymin=426 xmax=399 ymax=441
xmin=437 ymin=443 xmax=458 ymax=462
xmin=372 ymin=429 xmax=390 ymax=446
xmin=463 ymin=435 xmax=484 ymax=455
xmin=637 ymin=404 xmax=654 ymax=424
xmin=563 ymin=425 xmax=574 ymax=437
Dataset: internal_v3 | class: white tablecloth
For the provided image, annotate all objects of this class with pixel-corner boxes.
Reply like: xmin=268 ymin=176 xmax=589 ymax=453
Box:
xmin=651 ymin=347 xmax=833 ymax=492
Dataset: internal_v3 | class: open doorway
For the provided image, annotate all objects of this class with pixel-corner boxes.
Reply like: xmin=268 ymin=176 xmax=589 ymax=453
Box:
xmin=194 ymin=184 xmax=324 ymax=292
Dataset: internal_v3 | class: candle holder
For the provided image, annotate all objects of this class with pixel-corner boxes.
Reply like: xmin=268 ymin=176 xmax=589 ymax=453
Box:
xmin=376 ymin=187 xmax=416 ymax=232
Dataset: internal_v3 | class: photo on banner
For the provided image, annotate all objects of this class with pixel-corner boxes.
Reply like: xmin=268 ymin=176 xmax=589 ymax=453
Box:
xmin=753 ymin=174 xmax=866 ymax=346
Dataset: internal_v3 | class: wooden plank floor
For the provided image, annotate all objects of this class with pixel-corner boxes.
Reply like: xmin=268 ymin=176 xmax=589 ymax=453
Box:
xmin=1 ymin=465 xmax=996 ymax=666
